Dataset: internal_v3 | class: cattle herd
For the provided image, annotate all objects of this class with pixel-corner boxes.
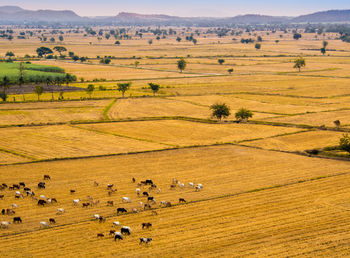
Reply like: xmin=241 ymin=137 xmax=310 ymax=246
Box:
xmin=0 ymin=175 xmax=204 ymax=245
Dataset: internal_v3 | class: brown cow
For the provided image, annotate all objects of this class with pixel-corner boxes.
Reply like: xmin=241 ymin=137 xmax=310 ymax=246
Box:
xmin=107 ymin=201 xmax=114 ymax=207
xmin=43 ymin=175 xmax=51 ymax=180
xmin=179 ymin=198 xmax=186 ymax=203
xmin=49 ymin=218 xmax=56 ymax=224
xmin=38 ymin=199 xmax=47 ymax=206
xmin=142 ymin=223 xmax=152 ymax=229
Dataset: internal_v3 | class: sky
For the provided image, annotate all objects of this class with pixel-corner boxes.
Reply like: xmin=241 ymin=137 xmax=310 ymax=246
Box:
xmin=0 ymin=0 xmax=349 ymax=17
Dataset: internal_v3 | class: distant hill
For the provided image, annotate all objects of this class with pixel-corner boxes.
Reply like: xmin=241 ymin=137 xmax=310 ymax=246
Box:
xmin=1 ymin=6 xmax=350 ymax=25
xmin=293 ymin=9 xmax=350 ymax=23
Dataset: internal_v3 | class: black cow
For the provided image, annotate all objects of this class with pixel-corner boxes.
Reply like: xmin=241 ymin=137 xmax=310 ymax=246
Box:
xmin=19 ymin=182 xmax=25 ymax=187
xmin=38 ymin=199 xmax=47 ymax=206
xmin=117 ymin=208 xmax=127 ymax=214
xmin=38 ymin=182 xmax=45 ymax=189
xmin=13 ymin=217 xmax=22 ymax=223
xmin=121 ymin=226 xmax=131 ymax=235
xmin=142 ymin=192 xmax=149 ymax=197
xmin=142 ymin=222 xmax=152 ymax=229
xmin=145 ymin=179 xmax=153 ymax=185
xmin=24 ymin=187 xmax=31 ymax=192
xmin=1 ymin=209 xmax=5 ymax=215
xmin=114 ymin=233 xmax=123 ymax=240
xmin=49 ymin=218 xmax=56 ymax=224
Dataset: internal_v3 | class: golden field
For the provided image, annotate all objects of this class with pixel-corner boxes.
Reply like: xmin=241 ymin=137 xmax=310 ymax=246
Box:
xmin=0 ymin=28 xmax=349 ymax=256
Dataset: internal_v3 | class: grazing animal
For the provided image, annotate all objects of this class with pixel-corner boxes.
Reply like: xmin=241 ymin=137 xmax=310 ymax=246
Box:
xmin=142 ymin=223 xmax=152 ymax=229
xmin=135 ymin=188 xmax=141 ymax=196
xmin=188 ymin=182 xmax=194 ymax=188
xmin=1 ymin=209 xmax=5 ymax=215
xmin=108 ymin=189 xmax=117 ymax=196
xmin=0 ymin=195 xmax=3 ymax=200
xmin=70 ymin=190 xmax=76 ymax=194
xmin=57 ymin=208 xmax=65 ymax=214
xmin=19 ymin=182 xmax=25 ymax=187
xmin=93 ymin=214 xmax=100 ymax=220
xmin=13 ymin=217 xmax=22 ymax=223
xmin=73 ymin=199 xmax=81 ymax=205
xmin=132 ymin=177 xmax=136 ymax=183
xmin=121 ymin=226 xmax=131 ymax=235
xmin=132 ymin=208 xmax=139 ymax=213
xmin=15 ymin=193 xmax=23 ymax=199
xmin=117 ymin=208 xmax=127 ymax=214
xmin=26 ymin=191 xmax=34 ymax=197
xmin=114 ymin=232 xmax=123 ymax=240
xmin=140 ymin=238 xmax=152 ymax=244
xmin=51 ymin=198 xmax=58 ymax=203
xmin=147 ymin=197 xmax=155 ymax=202
xmin=6 ymin=209 xmax=15 ymax=215
xmin=107 ymin=201 xmax=114 ymax=206
xmin=39 ymin=195 xmax=47 ymax=200
xmin=97 ymin=233 xmax=104 ymax=238
xmin=24 ymin=187 xmax=31 ymax=192
xmin=195 ymin=184 xmax=203 ymax=191
xmin=43 ymin=175 xmax=51 ymax=180
xmin=38 ymin=199 xmax=47 ymax=206
xmin=12 ymin=184 xmax=20 ymax=190
xmin=40 ymin=221 xmax=50 ymax=228
xmin=98 ymin=216 xmax=106 ymax=223
xmin=160 ymin=201 xmax=171 ymax=207
xmin=145 ymin=179 xmax=153 ymax=185
xmin=91 ymin=200 xmax=100 ymax=206
xmin=142 ymin=192 xmax=149 ymax=197
xmin=170 ymin=184 xmax=177 ymax=190
xmin=179 ymin=198 xmax=186 ymax=203
xmin=1 ymin=221 xmax=11 ymax=229
xmin=109 ymin=230 xmax=116 ymax=235
xmin=37 ymin=182 xmax=45 ymax=189
xmin=139 ymin=201 xmax=143 ymax=207
xmin=2 ymin=183 xmax=8 ymax=188
xmin=178 ymin=183 xmax=185 ymax=188
xmin=11 ymin=204 xmax=18 ymax=209
xmin=49 ymin=218 xmax=56 ymax=224
xmin=113 ymin=221 xmax=120 ymax=227
xmin=107 ymin=184 xmax=114 ymax=190
xmin=82 ymin=203 xmax=90 ymax=208
xmin=94 ymin=181 xmax=99 ymax=186
xmin=122 ymin=197 xmax=131 ymax=203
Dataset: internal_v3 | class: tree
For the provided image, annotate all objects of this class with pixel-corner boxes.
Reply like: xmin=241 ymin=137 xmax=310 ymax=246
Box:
xmin=80 ymin=56 xmax=87 ymax=63
xmin=339 ymin=134 xmax=350 ymax=154
xmin=100 ymin=57 xmax=111 ymax=64
xmin=321 ymin=41 xmax=328 ymax=55
xmin=293 ymin=57 xmax=306 ymax=72
xmin=321 ymin=47 xmax=326 ymax=55
xmin=255 ymin=43 xmax=261 ymax=50
xmin=177 ymin=58 xmax=187 ymax=73
xmin=36 ymin=47 xmax=53 ymax=58
xmin=34 ymin=85 xmax=43 ymax=101
xmin=115 ymin=41 xmax=120 ymax=45
xmin=218 ymin=59 xmax=225 ymax=65
xmin=293 ymin=33 xmax=302 ymax=40
xmin=86 ymin=84 xmax=95 ymax=98
xmin=50 ymin=37 xmax=55 ymax=43
xmin=176 ymin=37 xmax=182 ymax=42
xmin=228 ymin=68 xmax=234 ymax=74
xmin=134 ymin=61 xmax=140 ymax=67
xmin=117 ymin=82 xmax=131 ymax=98
xmin=210 ymin=103 xmax=231 ymax=120
xmin=72 ymin=55 xmax=80 ymax=62
xmin=59 ymin=35 xmax=64 ymax=42
xmin=5 ymin=51 xmax=14 ymax=57
xmin=275 ymin=40 xmax=280 ymax=44
xmin=192 ymin=38 xmax=197 ymax=45
xmin=235 ymin=108 xmax=253 ymax=121
xmin=257 ymin=36 xmax=263 ymax=42
xmin=148 ymin=39 xmax=153 ymax=45
xmin=0 ymin=76 xmax=10 ymax=101
xmin=148 ymin=83 xmax=160 ymax=96
xmin=53 ymin=46 xmax=67 ymax=56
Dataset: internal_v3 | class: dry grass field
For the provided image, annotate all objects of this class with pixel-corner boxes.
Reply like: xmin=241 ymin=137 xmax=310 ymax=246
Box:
xmin=0 ymin=27 xmax=350 ymax=256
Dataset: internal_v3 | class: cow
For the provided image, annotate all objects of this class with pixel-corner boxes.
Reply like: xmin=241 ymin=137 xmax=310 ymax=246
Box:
xmin=19 ymin=182 xmax=25 ymax=187
xmin=24 ymin=187 xmax=31 ymax=192
xmin=73 ymin=199 xmax=81 ymax=205
xmin=107 ymin=184 xmax=114 ymax=190
xmin=1 ymin=183 xmax=7 ymax=188
xmin=12 ymin=184 xmax=20 ymax=190
xmin=82 ymin=203 xmax=90 ymax=208
xmin=93 ymin=214 xmax=100 ymax=220
xmin=140 ymin=238 xmax=152 ymax=244
xmin=145 ymin=179 xmax=153 ymax=185
xmin=160 ymin=201 xmax=171 ymax=207
xmin=57 ymin=208 xmax=65 ymax=214
xmin=38 ymin=182 xmax=45 ymax=189
xmin=142 ymin=192 xmax=149 ymax=197
xmin=49 ymin=218 xmax=56 ymax=224
xmin=43 ymin=175 xmax=51 ymax=180
xmin=117 ymin=208 xmax=127 ymax=214
xmin=13 ymin=217 xmax=22 ymax=223
xmin=6 ymin=209 xmax=15 ymax=215
xmin=11 ymin=204 xmax=18 ymax=209
xmin=135 ymin=188 xmax=141 ymax=196
xmin=142 ymin=223 xmax=152 ymax=229
xmin=114 ymin=232 xmax=123 ymax=241
xmin=107 ymin=201 xmax=114 ymax=207
xmin=179 ymin=198 xmax=186 ymax=203
xmin=97 ymin=233 xmax=104 ymax=238
xmin=147 ymin=197 xmax=155 ymax=202
xmin=94 ymin=181 xmax=99 ymax=186
xmin=40 ymin=222 xmax=50 ymax=228
xmin=1 ymin=209 xmax=5 ymax=215
xmin=144 ymin=204 xmax=151 ymax=210
xmin=122 ymin=197 xmax=131 ymax=203
xmin=38 ymin=199 xmax=47 ymax=206
xmin=0 ymin=221 xmax=11 ymax=229
xmin=70 ymin=190 xmax=76 ymax=194
xmin=132 ymin=177 xmax=136 ymax=183
xmin=98 ymin=216 xmax=106 ymax=223
xmin=132 ymin=208 xmax=139 ymax=213
xmin=0 ymin=195 xmax=4 ymax=200
xmin=113 ymin=221 xmax=120 ymax=227
xmin=121 ymin=226 xmax=131 ymax=235
xmin=195 ymin=184 xmax=203 ymax=191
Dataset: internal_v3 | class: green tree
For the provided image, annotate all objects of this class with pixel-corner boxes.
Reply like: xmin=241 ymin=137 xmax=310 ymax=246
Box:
xmin=117 ymin=82 xmax=131 ymax=98
xmin=293 ymin=33 xmax=302 ymax=40
xmin=321 ymin=41 xmax=328 ymax=55
xmin=0 ymin=76 xmax=10 ymax=101
xmin=218 ymin=59 xmax=225 ymax=65
xmin=339 ymin=134 xmax=350 ymax=154
xmin=176 ymin=37 xmax=182 ymax=42
xmin=228 ymin=68 xmax=234 ymax=74
xmin=86 ymin=84 xmax=95 ymax=98
xmin=59 ymin=35 xmax=64 ymax=42
xmin=36 ymin=47 xmax=53 ymax=58
xmin=148 ymin=39 xmax=153 ymax=45
xmin=177 ymin=58 xmax=187 ymax=73
xmin=53 ymin=46 xmax=67 ymax=56
xmin=134 ymin=61 xmax=140 ymax=67
xmin=210 ymin=103 xmax=231 ymax=120
xmin=72 ymin=55 xmax=80 ymax=62
xmin=34 ymin=85 xmax=44 ymax=101
xmin=293 ymin=57 xmax=306 ymax=72
xmin=255 ymin=43 xmax=261 ymax=50
xmin=235 ymin=108 xmax=253 ymax=121
xmin=5 ymin=51 xmax=14 ymax=57
xmin=148 ymin=83 xmax=160 ymax=96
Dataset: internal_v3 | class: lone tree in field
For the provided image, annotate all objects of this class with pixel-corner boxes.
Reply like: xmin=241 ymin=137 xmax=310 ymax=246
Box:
xmin=53 ymin=46 xmax=67 ymax=56
xmin=149 ymin=83 xmax=160 ymax=96
xmin=210 ymin=103 xmax=231 ymax=120
xmin=255 ymin=43 xmax=261 ymax=50
xmin=218 ymin=59 xmax=225 ymax=65
xmin=339 ymin=134 xmax=350 ymax=154
xmin=320 ymin=41 xmax=328 ymax=55
xmin=34 ymin=85 xmax=44 ymax=101
xmin=86 ymin=84 xmax=95 ymax=98
xmin=177 ymin=58 xmax=187 ymax=73
xmin=117 ymin=82 xmax=131 ymax=98
xmin=293 ymin=33 xmax=302 ymax=40
xmin=293 ymin=57 xmax=306 ymax=72
xmin=235 ymin=108 xmax=253 ymax=122
xmin=36 ymin=47 xmax=53 ymax=58
xmin=134 ymin=61 xmax=140 ymax=67
xmin=0 ymin=76 xmax=10 ymax=101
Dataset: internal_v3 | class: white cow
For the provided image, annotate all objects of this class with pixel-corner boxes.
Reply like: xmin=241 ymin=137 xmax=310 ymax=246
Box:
xmin=57 ymin=208 xmax=65 ymax=214
xmin=73 ymin=199 xmax=81 ymax=205
xmin=11 ymin=204 xmax=18 ymax=209
xmin=113 ymin=221 xmax=120 ymax=227
xmin=93 ymin=214 xmax=100 ymax=220
xmin=40 ymin=221 xmax=50 ymax=228
xmin=0 ymin=221 xmax=11 ymax=229
xmin=122 ymin=197 xmax=132 ymax=203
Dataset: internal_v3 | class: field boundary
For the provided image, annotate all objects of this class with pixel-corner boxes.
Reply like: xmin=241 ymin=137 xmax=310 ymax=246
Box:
xmin=103 ymin=98 xmax=117 ymax=120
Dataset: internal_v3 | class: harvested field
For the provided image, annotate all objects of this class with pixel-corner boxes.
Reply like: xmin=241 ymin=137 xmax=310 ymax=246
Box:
xmin=79 ymin=120 xmax=304 ymax=146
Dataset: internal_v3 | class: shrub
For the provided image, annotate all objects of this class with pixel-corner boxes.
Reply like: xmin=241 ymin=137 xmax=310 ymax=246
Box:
xmin=339 ymin=134 xmax=350 ymax=154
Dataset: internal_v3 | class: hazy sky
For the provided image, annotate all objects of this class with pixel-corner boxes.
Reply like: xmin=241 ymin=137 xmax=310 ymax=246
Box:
xmin=1 ymin=0 xmax=349 ymax=17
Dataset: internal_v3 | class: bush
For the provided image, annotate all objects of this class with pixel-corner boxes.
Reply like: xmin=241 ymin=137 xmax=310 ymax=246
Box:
xmin=235 ymin=108 xmax=253 ymax=121
xmin=339 ymin=134 xmax=350 ymax=154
